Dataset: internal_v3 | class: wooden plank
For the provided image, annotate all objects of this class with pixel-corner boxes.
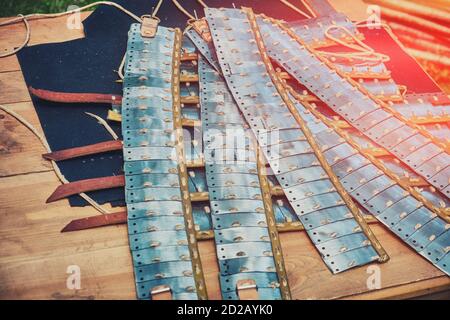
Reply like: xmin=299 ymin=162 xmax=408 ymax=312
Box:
xmin=0 ymin=245 xmax=136 ymax=299
xmin=0 ymin=101 xmax=51 ymax=177
xmin=0 ymin=171 xmax=448 ymax=299
xmin=280 ymin=226 xmax=447 ymax=299
xmin=0 ymin=70 xmax=30 ymax=104
xmin=0 ymin=56 xmax=19 ymax=73
xmin=0 ymin=13 xmax=90 ymax=73
xmin=344 ymin=276 xmax=450 ymax=300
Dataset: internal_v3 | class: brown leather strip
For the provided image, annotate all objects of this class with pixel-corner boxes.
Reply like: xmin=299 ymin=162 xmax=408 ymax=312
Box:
xmin=61 ymin=211 xmax=127 ymax=232
xmin=180 ymin=74 xmax=199 ymax=82
xmin=60 ymin=211 xmax=380 ymax=234
xmin=46 ymin=175 xmax=125 ymax=203
xmin=180 ymin=95 xmax=199 ymax=104
xmin=181 ymin=52 xmax=198 ymax=61
xmin=29 ymin=87 xmax=122 ymax=104
xmin=43 ymin=140 xmax=123 ymax=161
xmin=344 ymin=71 xmax=392 ymax=80
xmin=42 ymin=141 xmax=205 ymax=164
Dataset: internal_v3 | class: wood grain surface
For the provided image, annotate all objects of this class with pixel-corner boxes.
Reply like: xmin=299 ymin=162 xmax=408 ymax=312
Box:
xmin=0 ymin=3 xmax=448 ymax=300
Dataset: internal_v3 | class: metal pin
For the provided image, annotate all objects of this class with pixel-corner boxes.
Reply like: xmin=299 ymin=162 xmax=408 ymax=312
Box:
xmin=150 ymin=241 xmax=161 ymax=247
xmin=263 ymin=251 xmax=273 ymax=256
xmin=258 ymin=221 xmax=267 ymax=227
xmin=183 ymin=270 xmax=193 ymax=277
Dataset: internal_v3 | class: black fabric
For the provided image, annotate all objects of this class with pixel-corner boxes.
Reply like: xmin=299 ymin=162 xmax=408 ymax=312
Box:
xmin=16 ymin=0 xmax=310 ymax=206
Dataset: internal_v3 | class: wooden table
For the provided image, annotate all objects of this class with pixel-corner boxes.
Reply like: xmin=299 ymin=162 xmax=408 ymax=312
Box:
xmin=0 ymin=4 xmax=449 ymax=300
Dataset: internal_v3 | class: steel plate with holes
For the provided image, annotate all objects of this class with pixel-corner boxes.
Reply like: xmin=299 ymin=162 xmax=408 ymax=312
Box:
xmin=257 ymin=14 xmax=450 ymax=196
xmin=199 ymin=55 xmax=282 ymax=300
xmin=253 ymin=16 xmax=450 ymax=275
xmin=290 ymin=10 xmax=357 ymax=43
xmin=121 ymin=24 xmax=200 ymax=300
xmin=219 ymin=256 xmax=277 ymax=275
xmin=206 ymin=7 xmax=384 ymax=274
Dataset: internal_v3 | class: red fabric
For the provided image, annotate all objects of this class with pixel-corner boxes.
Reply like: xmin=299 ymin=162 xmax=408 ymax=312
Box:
xmin=359 ymin=28 xmax=440 ymax=93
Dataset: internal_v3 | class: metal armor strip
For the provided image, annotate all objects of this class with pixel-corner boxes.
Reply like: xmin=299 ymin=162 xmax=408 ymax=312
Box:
xmin=205 ymin=7 xmax=387 ymax=273
xmin=199 ymin=56 xmax=290 ymax=299
xmin=332 ymin=61 xmax=391 ymax=80
xmin=289 ymin=11 xmax=362 ymax=49
xmin=287 ymin=87 xmax=449 ymax=220
xmin=282 ymin=0 xmax=404 ymax=100
xmin=389 ymin=95 xmax=450 ymax=144
xmin=122 ymin=23 xmax=206 ymax=300
xmin=285 ymin=86 xmax=450 ymax=275
xmin=289 ymin=5 xmax=448 ymax=140
xmin=256 ymin=15 xmax=450 ymax=198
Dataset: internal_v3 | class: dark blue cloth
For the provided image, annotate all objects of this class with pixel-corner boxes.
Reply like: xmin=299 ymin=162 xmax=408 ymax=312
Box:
xmin=17 ymin=0 xmax=308 ymax=206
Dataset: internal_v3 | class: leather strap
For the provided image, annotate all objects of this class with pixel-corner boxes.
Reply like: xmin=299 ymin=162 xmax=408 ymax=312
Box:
xmin=46 ymin=175 xmax=125 ymax=203
xmin=140 ymin=15 xmax=159 ymax=38
xmin=29 ymin=87 xmax=122 ymax=105
xmin=43 ymin=140 xmax=123 ymax=161
xmin=61 ymin=211 xmax=127 ymax=232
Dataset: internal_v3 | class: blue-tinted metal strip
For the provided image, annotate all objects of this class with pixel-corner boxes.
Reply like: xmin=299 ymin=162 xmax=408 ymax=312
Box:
xmin=285 ymin=80 xmax=450 ymax=276
xmin=122 ymin=24 xmax=207 ymax=300
xmin=205 ymin=7 xmax=387 ymax=273
xmin=257 ymin=14 xmax=450 ymax=200
xmin=199 ymin=54 xmax=289 ymax=300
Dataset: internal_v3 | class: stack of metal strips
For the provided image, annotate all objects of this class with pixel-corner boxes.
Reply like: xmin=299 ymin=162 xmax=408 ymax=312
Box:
xmin=122 ymin=23 xmax=206 ymax=300
xmin=390 ymin=94 xmax=450 ymax=143
xmin=286 ymin=4 xmax=450 ymax=143
xmin=184 ymin=33 xmax=299 ymax=232
xmin=274 ymin=2 xmax=450 ymax=219
xmin=290 ymin=11 xmax=359 ymax=49
xmin=281 ymin=0 xmax=401 ymax=102
xmin=274 ymin=6 xmax=450 ymax=215
xmin=257 ymin=17 xmax=450 ymax=198
xmin=271 ymin=6 xmax=450 ymax=212
xmin=204 ymin=7 xmax=388 ymax=273
xmin=199 ymin=55 xmax=289 ymax=300
xmin=248 ymin=14 xmax=450 ymax=274
xmin=289 ymin=91 xmax=450 ymax=275
xmin=259 ymin=15 xmax=450 ymax=199
xmin=276 ymin=28 xmax=400 ymax=102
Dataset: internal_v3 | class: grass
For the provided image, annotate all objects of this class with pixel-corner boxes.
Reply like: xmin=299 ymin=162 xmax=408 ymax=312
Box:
xmin=0 ymin=0 xmax=99 ymax=17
